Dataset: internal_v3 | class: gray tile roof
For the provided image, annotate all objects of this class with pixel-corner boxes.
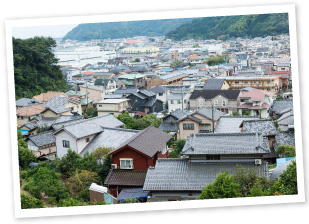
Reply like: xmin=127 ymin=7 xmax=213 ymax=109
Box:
xmin=194 ymin=108 xmax=224 ymax=121
xmin=159 ymin=123 xmax=179 ymax=132
xmin=182 ymin=132 xmax=271 ymax=156
xmin=139 ymin=89 xmax=156 ymax=97
xmin=16 ymin=98 xmax=43 ymax=107
xmin=170 ymin=109 xmax=191 ymax=120
xmin=203 ymin=79 xmax=225 ymax=90
xmin=143 ymin=158 xmax=268 ymax=191
xmin=109 ymin=126 xmax=172 ymax=158
xmin=28 ymin=131 xmax=55 ymax=147
xmin=215 ymin=116 xmax=259 ymax=133
xmin=149 ymin=85 xmax=169 ymax=93
xmin=274 ymin=132 xmax=295 ymax=148
xmin=114 ymin=87 xmax=138 ymax=95
xmin=53 ymin=115 xmax=123 ymax=139
xmin=80 ymin=127 xmax=139 ymax=156
xmin=277 ymin=111 xmax=294 ymax=126
xmin=190 ymin=90 xmax=240 ymax=100
xmin=240 ymin=119 xmax=277 ymax=136
xmin=272 ymin=100 xmax=293 ymax=115
xmin=44 ymin=96 xmax=79 ymax=108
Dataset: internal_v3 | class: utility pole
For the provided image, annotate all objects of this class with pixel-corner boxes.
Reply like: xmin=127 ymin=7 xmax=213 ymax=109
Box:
xmin=181 ymin=86 xmax=184 ymax=110
xmin=86 ymin=81 xmax=88 ymax=109
xmin=212 ymin=104 xmax=215 ymax=133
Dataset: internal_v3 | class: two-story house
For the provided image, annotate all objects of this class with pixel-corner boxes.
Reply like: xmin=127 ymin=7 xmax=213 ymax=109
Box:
xmin=96 ymin=99 xmax=130 ymax=116
xmin=41 ymin=96 xmax=82 ymax=117
xmin=143 ymin=132 xmax=270 ymax=201
xmin=126 ymin=89 xmax=163 ymax=114
xmin=237 ymin=89 xmax=275 ymax=118
xmin=104 ymin=126 xmax=172 ymax=197
xmin=189 ymin=90 xmax=241 ymax=114
xmin=149 ymin=85 xmax=170 ymax=109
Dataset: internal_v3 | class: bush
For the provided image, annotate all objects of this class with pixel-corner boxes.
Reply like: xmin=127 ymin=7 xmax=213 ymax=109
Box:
xmin=58 ymin=198 xmax=89 ymax=207
xmin=169 ymin=139 xmax=186 ymax=158
xmin=199 ymin=172 xmax=241 ymax=199
xmin=124 ymin=196 xmax=139 ymax=203
xmin=21 ymin=193 xmax=45 ymax=209
xmin=96 ymin=155 xmax=112 ymax=185
xmin=276 ymin=145 xmax=296 ymax=157
xmin=77 ymin=187 xmax=90 ymax=202
xmin=272 ymin=160 xmax=297 ymax=195
xmin=55 ymin=149 xmax=81 ymax=176
xmin=66 ymin=170 xmax=98 ymax=193
xmin=23 ymin=167 xmax=70 ymax=202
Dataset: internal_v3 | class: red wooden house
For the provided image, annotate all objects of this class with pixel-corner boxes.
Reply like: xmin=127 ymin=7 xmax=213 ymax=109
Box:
xmin=104 ymin=126 xmax=172 ymax=197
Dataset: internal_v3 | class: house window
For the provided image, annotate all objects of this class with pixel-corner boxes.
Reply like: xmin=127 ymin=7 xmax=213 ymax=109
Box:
xmin=222 ymin=100 xmax=226 ymax=107
xmin=235 ymin=81 xmax=239 ymax=84
xmin=171 ymin=100 xmax=174 ymax=104
xmin=183 ymin=123 xmax=194 ymax=130
xmin=199 ymin=99 xmax=203 ymax=107
xmin=99 ymin=105 xmax=102 ymax=107
xmin=120 ymin=159 xmax=133 ymax=169
xmin=206 ymin=155 xmax=220 ymax=160
xmin=159 ymin=93 xmax=163 ymax=96
xmin=63 ymin=140 xmax=70 ymax=148
xmin=177 ymin=100 xmax=181 ymax=104
xmin=214 ymin=100 xmax=218 ymax=106
xmin=86 ymin=138 xmax=90 ymax=143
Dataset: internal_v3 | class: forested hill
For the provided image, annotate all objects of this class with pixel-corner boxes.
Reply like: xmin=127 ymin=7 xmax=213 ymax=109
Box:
xmin=165 ymin=13 xmax=289 ymax=40
xmin=62 ymin=18 xmax=193 ymax=41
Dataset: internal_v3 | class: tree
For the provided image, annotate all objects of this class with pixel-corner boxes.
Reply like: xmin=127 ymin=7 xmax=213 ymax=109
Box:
xmin=20 ymin=193 xmax=45 ymax=209
xmin=55 ymin=149 xmax=81 ymax=176
xmin=66 ymin=170 xmax=98 ymax=193
xmin=117 ymin=112 xmax=137 ymax=129
xmin=96 ymin=155 xmax=113 ymax=185
xmin=272 ymin=160 xmax=297 ymax=195
xmin=85 ymin=106 xmax=96 ymax=118
xmin=276 ymin=145 xmax=296 ymax=157
xmin=134 ymin=58 xmax=140 ymax=62
xmin=92 ymin=146 xmax=114 ymax=161
xmin=169 ymin=139 xmax=186 ymax=158
xmin=13 ymin=37 xmax=68 ymax=99
xmin=205 ymin=56 xmax=225 ymax=67
xmin=192 ymin=43 xmax=200 ymax=48
xmin=135 ymin=114 xmax=162 ymax=130
xmin=18 ymin=130 xmax=36 ymax=169
xmin=199 ymin=172 xmax=241 ymax=199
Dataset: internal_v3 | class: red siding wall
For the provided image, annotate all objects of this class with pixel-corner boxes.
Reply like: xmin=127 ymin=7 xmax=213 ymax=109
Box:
xmin=112 ymin=146 xmax=155 ymax=170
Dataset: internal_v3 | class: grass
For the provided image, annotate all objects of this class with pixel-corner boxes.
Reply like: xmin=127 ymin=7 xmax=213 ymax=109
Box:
xmin=268 ymin=163 xmax=277 ymax=170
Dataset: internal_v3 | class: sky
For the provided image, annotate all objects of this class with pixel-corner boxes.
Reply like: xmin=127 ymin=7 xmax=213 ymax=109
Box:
xmin=12 ymin=24 xmax=78 ymax=39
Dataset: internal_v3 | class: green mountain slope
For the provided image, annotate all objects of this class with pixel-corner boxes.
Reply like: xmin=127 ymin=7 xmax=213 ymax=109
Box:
xmin=62 ymin=18 xmax=193 ymax=41
xmin=165 ymin=13 xmax=289 ymax=40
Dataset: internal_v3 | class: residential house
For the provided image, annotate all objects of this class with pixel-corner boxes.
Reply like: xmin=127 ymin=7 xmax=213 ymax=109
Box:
xmin=27 ymin=131 xmax=56 ymax=161
xmin=271 ymin=99 xmax=293 ymax=117
xmin=143 ymin=132 xmax=270 ymax=201
xmin=237 ymin=89 xmax=275 ymax=118
xmin=16 ymin=104 xmax=46 ymax=127
xmin=276 ymin=62 xmax=291 ymax=71
xmin=177 ymin=108 xmax=224 ymax=139
xmin=94 ymin=78 xmax=117 ymax=93
xmin=53 ymin=115 xmax=124 ymax=158
xmin=159 ymin=109 xmax=191 ymax=134
xmin=105 ymin=126 xmax=172 ymax=197
xmin=146 ymin=71 xmax=189 ymax=89
xmin=126 ymin=89 xmax=163 ymax=114
xmin=149 ymin=85 xmax=170 ymax=109
xmin=96 ymin=99 xmax=130 ymax=116
xmin=33 ymin=91 xmax=67 ymax=103
xmin=277 ymin=110 xmax=294 ymax=132
xmin=114 ymin=87 xmax=138 ymax=97
xmin=80 ymin=85 xmax=105 ymax=104
xmin=215 ymin=116 xmax=259 ymax=133
xmin=42 ymin=96 xmax=82 ymax=117
xmin=270 ymin=71 xmax=291 ymax=91
xmin=167 ymin=93 xmax=190 ymax=113
xmin=117 ymin=74 xmax=146 ymax=88
xmin=189 ymin=90 xmax=241 ymax=114
xmin=16 ymin=98 xmax=43 ymax=109
xmin=202 ymin=78 xmax=230 ymax=90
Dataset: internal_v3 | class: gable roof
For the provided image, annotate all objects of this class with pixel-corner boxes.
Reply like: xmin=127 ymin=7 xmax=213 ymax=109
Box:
xmin=109 ymin=126 xmax=172 ymax=158
xmin=240 ymin=119 xmax=277 ymax=136
xmin=104 ymin=169 xmax=147 ymax=186
xmin=190 ymin=90 xmax=240 ymax=100
xmin=44 ymin=96 xmax=80 ymax=108
xmin=215 ymin=116 xmax=259 ymax=133
xmin=16 ymin=104 xmax=46 ymax=116
xmin=203 ymin=79 xmax=226 ymax=90
xmin=239 ymin=89 xmax=274 ymax=102
xmin=16 ymin=98 xmax=43 ymax=107
xmin=149 ymin=85 xmax=169 ymax=93
xmin=192 ymin=108 xmax=224 ymax=121
xmin=33 ymin=91 xmax=67 ymax=102
xmin=28 ymin=131 xmax=55 ymax=147
xmin=272 ymin=100 xmax=293 ymax=115
xmin=53 ymin=115 xmax=123 ymax=139
xmin=182 ymin=132 xmax=270 ymax=155
xmin=143 ymin=158 xmax=268 ymax=191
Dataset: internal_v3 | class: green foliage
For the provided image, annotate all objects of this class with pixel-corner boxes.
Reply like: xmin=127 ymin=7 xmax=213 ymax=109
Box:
xmin=199 ymin=172 xmax=241 ymax=199
xmin=18 ymin=130 xmax=36 ymax=169
xmin=276 ymin=145 xmax=296 ymax=157
xmin=248 ymin=179 xmax=272 ymax=197
xmin=242 ymin=110 xmax=251 ymax=116
xmin=85 ymin=106 xmax=96 ymax=118
xmin=20 ymin=193 xmax=45 ymax=209
xmin=63 ymin=18 xmax=193 ymax=41
xmin=57 ymin=198 xmax=89 ymax=207
xmin=135 ymin=114 xmax=162 ymax=130
xmin=93 ymin=200 xmax=109 ymax=205
xmin=192 ymin=44 xmax=200 ymax=48
xmin=36 ymin=124 xmax=49 ymax=133
xmin=272 ymin=160 xmax=297 ymax=195
xmin=124 ymin=196 xmax=139 ymax=203
xmin=170 ymin=61 xmax=187 ymax=68
xmin=77 ymin=187 xmax=90 ymax=202
xmin=169 ymin=139 xmax=186 ymax=158
xmin=55 ymin=149 xmax=81 ymax=176
xmin=166 ymin=13 xmax=289 ymax=40
xmin=234 ymin=166 xmax=271 ymax=197
xmin=92 ymin=146 xmax=114 ymax=161
xmin=232 ymin=111 xmax=240 ymax=116
xmin=66 ymin=170 xmax=98 ymax=193
xmin=96 ymin=155 xmax=113 ymax=185
xmin=206 ymin=56 xmax=225 ymax=67
xmin=134 ymin=58 xmax=140 ymax=62
xmin=23 ymin=167 xmax=70 ymax=202
xmin=117 ymin=112 xmax=137 ymax=129
xmin=13 ymin=37 xmax=68 ymax=99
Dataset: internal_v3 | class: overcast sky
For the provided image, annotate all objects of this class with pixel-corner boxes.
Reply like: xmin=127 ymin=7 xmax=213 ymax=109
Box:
xmin=12 ymin=24 xmax=78 ymax=39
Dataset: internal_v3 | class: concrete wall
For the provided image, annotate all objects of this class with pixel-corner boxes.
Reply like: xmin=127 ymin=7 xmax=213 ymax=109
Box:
xmin=55 ymin=131 xmax=77 ymax=158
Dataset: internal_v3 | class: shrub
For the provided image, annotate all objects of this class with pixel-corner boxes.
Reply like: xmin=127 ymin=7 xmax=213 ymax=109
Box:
xmin=66 ymin=170 xmax=98 ymax=193
xmin=21 ymin=193 xmax=44 ymax=209
xmin=199 ymin=172 xmax=241 ymax=199
xmin=58 ymin=198 xmax=89 ymax=207
xmin=276 ymin=145 xmax=296 ymax=157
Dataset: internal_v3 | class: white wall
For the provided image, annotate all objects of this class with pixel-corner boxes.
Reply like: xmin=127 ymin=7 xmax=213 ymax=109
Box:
xmin=55 ymin=131 xmax=77 ymax=158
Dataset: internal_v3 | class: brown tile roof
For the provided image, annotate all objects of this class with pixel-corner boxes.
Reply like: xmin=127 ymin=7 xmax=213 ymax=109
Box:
xmin=109 ymin=126 xmax=172 ymax=158
xmin=16 ymin=104 xmax=46 ymax=116
xmin=33 ymin=91 xmax=67 ymax=102
xmin=104 ymin=169 xmax=147 ymax=186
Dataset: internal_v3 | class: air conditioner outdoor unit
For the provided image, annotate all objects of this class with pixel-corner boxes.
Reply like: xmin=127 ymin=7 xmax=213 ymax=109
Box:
xmin=255 ymin=159 xmax=262 ymax=165
xmin=111 ymin=164 xmax=117 ymax=169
